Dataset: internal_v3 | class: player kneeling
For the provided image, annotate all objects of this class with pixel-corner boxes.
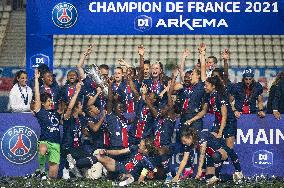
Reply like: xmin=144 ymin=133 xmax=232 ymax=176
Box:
xmin=177 ymin=127 xmax=243 ymax=185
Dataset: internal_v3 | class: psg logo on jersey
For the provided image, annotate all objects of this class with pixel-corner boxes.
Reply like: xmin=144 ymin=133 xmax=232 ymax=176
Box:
xmin=52 ymin=2 xmax=78 ymax=29
xmin=1 ymin=126 xmax=38 ymax=164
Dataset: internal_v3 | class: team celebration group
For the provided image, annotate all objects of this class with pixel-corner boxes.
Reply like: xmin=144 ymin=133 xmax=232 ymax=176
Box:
xmin=8 ymin=43 xmax=284 ymax=186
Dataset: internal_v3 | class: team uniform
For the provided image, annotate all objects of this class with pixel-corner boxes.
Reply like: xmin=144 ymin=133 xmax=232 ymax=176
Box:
xmin=184 ymin=131 xmax=241 ymax=177
xmin=129 ymin=99 xmax=154 ymax=145
xmin=115 ymin=145 xmax=155 ymax=181
xmin=205 ymin=91 xmax=237 ymax=138
xmin=153 ymin=116 xmax=175 ymax=148
xmin=35 ymin=108 xmax=61 ymax=165
xmin=59 ymin=83 xmax=83 ymax=104
xmin=176 ymin=81 xmax=205 ymax=132
xmin=232 ymin=82 xmax=263 ymax=114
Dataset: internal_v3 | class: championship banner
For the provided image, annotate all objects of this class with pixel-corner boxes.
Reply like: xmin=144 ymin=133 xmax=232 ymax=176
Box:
xmin=1 ymin=114 xmax=284 ymax=177
xmin=26 ymin=0 xmax=284 ymax=78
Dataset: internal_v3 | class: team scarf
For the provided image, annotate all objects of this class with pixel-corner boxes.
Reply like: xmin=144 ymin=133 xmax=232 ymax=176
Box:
xmin=154 ymin=118 xmax=165 ymax=148
xmin=117 ymin=116 xmax=129 ymax=148
xmin=242 ymin=87 xmax=251 ymax=114
xmin=135 ymin=106 xmax=149 ymax=139
xmin=125 ymin=83 xmax=135 ymax=113
xmin=182 ymin=85 xmax=193 ymax=110
xmin=209 ymin=91 xmax=222 ymax=125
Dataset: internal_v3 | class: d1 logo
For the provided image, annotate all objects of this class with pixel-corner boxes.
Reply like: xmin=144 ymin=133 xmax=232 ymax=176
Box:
xmin=30 ymin=54 xmax=50 ymax=69
xmin=134 ymin=15 xmax=152 ymax=32
xmin=252 ymin=150 xmax=273 ymax=169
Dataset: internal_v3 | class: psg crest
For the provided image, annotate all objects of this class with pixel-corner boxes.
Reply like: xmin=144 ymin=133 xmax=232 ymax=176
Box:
xmin=52 ymin=2 xmax=78 ymax=29
xmin=1 ymin=126 xmax=38 ymax=164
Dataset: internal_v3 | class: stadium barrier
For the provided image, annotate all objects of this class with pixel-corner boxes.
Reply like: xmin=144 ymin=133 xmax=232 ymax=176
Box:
xmin=0 ymin=113 xmax=283 ymax=177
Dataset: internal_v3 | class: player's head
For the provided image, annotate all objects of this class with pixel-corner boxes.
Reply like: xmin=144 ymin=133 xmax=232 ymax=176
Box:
xmin=13 ymin=70 xmax=28 ymax=87
xmin=139 ymin=137 xmax=158 ymax=156
xmin=42 ymin=70 xmax=53 ymax=86
xmin=114 ymin=102 xmax=125 ymax=117
xmin=212 ymin=68 xmax=224 ymax=82
xmin=205 ymin=76 xmax=225 ymax=96
xmin=87 ymin=104 xmax=100 ymax=117
xmin=206 ymin=56 xmax=218 ymax=70
xmin=151 ymin=61 xmax=163 ymax=79
xmin=184 ymin=70 xmax=193 ymax=87
xmin=66 ymin=70 xmax=79 ymax=84
xmin=126 ymin=67 xmax=136 ymax=77
xmin=191 ymin=69 xmax=201 ymax=85
xmin=99 ymin=64 xmax=109 ymax=79
xmin=144 ymin=60 xmax=151 ymax=79
xmin=114 ymin=67 xmax=123 ymax=82
xmin=73 ymin=100 xmax=83 ymax=115
xmin=180 ymin=126 xmax=198 ymax=146
xmin=40 ymin=92 xmax=53 ymax=110
xmin=242 ymin=67 xmax=255 ymax=87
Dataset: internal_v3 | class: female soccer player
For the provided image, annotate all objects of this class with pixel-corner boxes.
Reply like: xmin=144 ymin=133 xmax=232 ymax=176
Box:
xmin=179 ymin=127 xmax=242 ymax=185
xmin=33 ymin=69 xmax=62 ymax=178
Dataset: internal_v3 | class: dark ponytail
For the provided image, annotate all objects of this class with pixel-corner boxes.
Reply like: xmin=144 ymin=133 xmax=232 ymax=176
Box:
xmin=206 ymin=76 xmax=227 ymax=98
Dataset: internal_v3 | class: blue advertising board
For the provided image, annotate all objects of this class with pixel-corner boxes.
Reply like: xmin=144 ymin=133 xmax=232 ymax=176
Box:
xmin=0 ymin=114 xmax=284 ymax=177
xmin=25 ymin=0 xmax=284 ymax=78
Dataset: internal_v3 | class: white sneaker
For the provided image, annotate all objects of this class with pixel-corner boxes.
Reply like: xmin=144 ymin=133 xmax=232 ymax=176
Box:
xmin=66 ymin=154 xmax=76 ymax=169
xmin=118 ymin=176 xmax=134 ymax=186
xmin=206 ymin=176 xmax=219 ymax=185
xmin=62 ymin=168 xmax=70 ymax=180
xmin=233 ymin=171 xmax=244 ymax=183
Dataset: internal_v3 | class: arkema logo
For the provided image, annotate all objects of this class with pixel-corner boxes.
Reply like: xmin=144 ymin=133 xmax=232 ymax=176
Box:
xmin=52 ymin=2 xmax=78 ymax=28
xmin=134 ymin=15 xmax=152 ymax=32
xmin=1 ymin=126 xmax=38 ymax=164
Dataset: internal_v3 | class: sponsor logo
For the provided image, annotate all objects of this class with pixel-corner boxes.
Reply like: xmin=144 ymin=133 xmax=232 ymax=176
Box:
xmin=30 ymin=53 xmax=50 ymax=69
xmin=134 ymin=15 xmax=152 ymax=32
xmin=52 ymin=2 xmax=78 ymax=28
xmin=1 ymin=126 xmax=38 ymax=164
xmin=252 ymin=150 xmax=273 ymax=169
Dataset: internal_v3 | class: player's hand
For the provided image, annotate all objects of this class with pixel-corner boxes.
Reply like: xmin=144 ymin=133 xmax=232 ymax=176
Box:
xmin=221 ymin=48 xmax=230 ymax=61
xmin=182 ymin=48 xmax=190 ymax=59
xmin=234 ymin=111 xmax=241 ymax=119
xmin=99 ymin=149 xmax=107 ymax=155
xmin=217 ymin=131 xmax=223 ymax=139
xmin=84 ymin=44 xmax=93 ymax=57
xmin=118 ymin=58 xmax=128 ymax=67
xmin=140 ymin=84 xmax=147 ymax=95
xmin=185 ymin=120 xmax=193 ymax=126
xmin=75 ymin=82 xmax=82 ymax=91
xmin=138 ymin=45 xmax=145 ymax=56
xmin=198 ymin=43 xmax=206 ymax=55
xmin=96 ymin=86 xmax=102 ymax=95
xmin=34 ymin=69 xmax=40 ymax=79
xmin=258 ymin=110 xmax=266 ymax=118
xmin=273 ymin=111 xmax=281 ymax=120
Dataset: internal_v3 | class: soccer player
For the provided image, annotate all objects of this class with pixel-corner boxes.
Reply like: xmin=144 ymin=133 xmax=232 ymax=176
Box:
xmin=33 ymin=69 xmax=62 ymax=179
xmin=231 ymin=67 xmax=265 ymax=118
xmin=59 ymin=70 xmax=80 ymax=104
xmin=179 ymin=127 xmax=242 ymax=185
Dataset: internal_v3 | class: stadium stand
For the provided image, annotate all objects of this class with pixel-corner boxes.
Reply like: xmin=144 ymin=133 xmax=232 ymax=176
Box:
xmin=53 ymin=35 xmax=284 ymax=69
xmin=0 ymin=4 xmax=11 ymax=54
xmin=0 ymin=8 xmax=25 ymax=67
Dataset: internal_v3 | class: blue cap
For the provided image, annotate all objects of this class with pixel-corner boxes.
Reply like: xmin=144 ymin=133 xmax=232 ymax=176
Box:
xmin=243 ymin=67 xmax=254 ymax=78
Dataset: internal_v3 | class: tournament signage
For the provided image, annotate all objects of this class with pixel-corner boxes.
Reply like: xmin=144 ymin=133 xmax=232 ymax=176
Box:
xmin=0 ymin=114 xmax=283 ymax=177
xmin=26 ymin=0 xmax=284 ymax=78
